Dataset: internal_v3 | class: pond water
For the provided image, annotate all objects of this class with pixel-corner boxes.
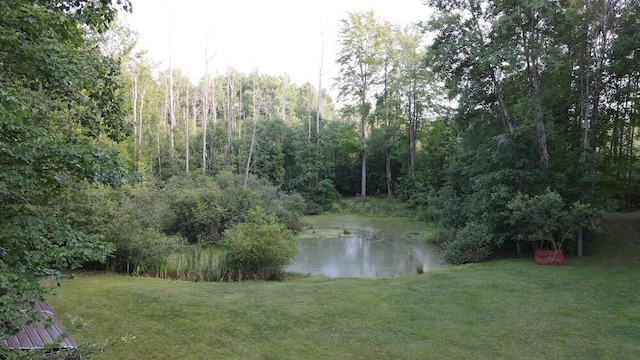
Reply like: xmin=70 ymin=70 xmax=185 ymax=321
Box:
xmin=286 ymin=214 xmax=449 ymax=278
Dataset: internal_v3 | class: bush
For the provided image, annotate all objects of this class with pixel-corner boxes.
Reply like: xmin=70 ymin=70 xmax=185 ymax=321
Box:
xmin=426 ymin=186 xmax=468 ymax=228
xmin=444 ymin=222 xmax=495 ymax=265
xmin=426 ymin=226 xmax=456 ymax=247
xmin=334 ymin=196 xmax=417 ymax=218
xmin=224 ymin=207 xmax=297 ymax=280
xmin=169 ymin=187 xmax=225 ymax=243
xmin=507 ymin=188 xmax=604 ymax=251
xmin=109 ymin=229 xmax=183 ymax=275
xmin=301 ymin=179 xmax=341 ymax=214
xmin=167 ymin=173 xmax=306 ymax=243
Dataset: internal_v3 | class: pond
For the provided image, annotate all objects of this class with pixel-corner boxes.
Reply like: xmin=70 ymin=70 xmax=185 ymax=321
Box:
xmin=286 ymin=214 xmax=449 ymax=278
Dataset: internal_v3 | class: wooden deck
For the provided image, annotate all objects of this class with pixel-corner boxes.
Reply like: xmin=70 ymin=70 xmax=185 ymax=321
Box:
xmin=1 ymin=301 xmax=77 ymax=350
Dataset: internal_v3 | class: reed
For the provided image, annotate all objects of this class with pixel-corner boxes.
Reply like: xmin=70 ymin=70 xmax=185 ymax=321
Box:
xmin=161 ymin=245 xmax=229 ymax=282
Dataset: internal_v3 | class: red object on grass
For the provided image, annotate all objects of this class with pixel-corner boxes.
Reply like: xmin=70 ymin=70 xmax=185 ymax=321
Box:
xmin=535 ymin=248 xmax=565 ymax=266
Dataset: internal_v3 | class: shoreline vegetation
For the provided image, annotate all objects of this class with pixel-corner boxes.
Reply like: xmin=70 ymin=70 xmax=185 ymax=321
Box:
xmin=49 ymin=212 xmax=640 ymax=359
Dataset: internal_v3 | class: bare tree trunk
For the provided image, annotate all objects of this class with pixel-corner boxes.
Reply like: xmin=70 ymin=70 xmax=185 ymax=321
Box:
xmin=281 ymin=77 xmax=287 ymax=123
xmin=168 ymin=27 xmax=175 ymax=168
xmin=156 ymin=126 xmax=162 ymax=177
xmin=244 ymin=74 xmax=258 ymax=188
xmin=185 ymin=81 xmax=190 ymax=173
xmin=525 ymin=11 xmax=549 ymax=178
xmin=408 ymin=77 xmax=417 ymax=178
xmin=316 ymin=31 xmax=323 ymax=136
xmin=202 ymin=53 xmax=214 ymax=174
xmin=383 ymin=61 xmax=393 ymax=196
xmin=360 ymin=68 xmax=368 ymax=199
xmin=237 ymin=84 xmax=243 ymax=141
xmin=138 ymin=85 xmax=145 ymax=169
xmin=132 ymin=74 xmax=138 ymax=173
xmin=192 ymin=89 xmax=197 ymax=168
xmin=316 ymin=33 xmax=324 ymax=186
xmin=168 ymin=75 xmax=175 ymax=167
xmin=308 ymin=85 xmax=312 ymax=140
xmin=225 ymin=68 xmax=234 ymax=163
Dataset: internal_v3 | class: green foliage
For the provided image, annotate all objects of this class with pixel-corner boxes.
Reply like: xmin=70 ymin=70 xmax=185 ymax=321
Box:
xmin=57 ymin=182 xmax=183 ymax=275
xmin=507 ymin=189 xmax=604 ymax=251
xmin=302 ymin=179 xmax=341 ymax=215
xmin=169 ymin=186 xmax=225 ymax=243
xmin=444 ymin=222 xmax=496 ymax=265
xmin=334 ymin=197 xmax=417 ymax=218
xmin=167 ymin=173 xmax=305 ymax=244
xmin=425 ymin=226 xmax=456 ymax=247
xmin=224 ymin=207 xmax=297 ymax=280
xmin=0 ymin=0 xmax=131 ymax=336
xmin=425 ymin=185 xmax=468 ymax=229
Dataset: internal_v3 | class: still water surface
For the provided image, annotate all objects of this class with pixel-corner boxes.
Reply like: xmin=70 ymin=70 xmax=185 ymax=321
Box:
xmin=286 ymin=214 xmax=448 ymax=278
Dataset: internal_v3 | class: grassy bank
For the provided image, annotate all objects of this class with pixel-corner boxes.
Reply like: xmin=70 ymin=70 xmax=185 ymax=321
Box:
xmin=50 ymin=213 xmax=640 ymax=359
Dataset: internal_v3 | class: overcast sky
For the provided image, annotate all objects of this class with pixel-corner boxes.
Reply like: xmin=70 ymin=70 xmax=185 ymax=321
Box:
xmin=123 ymin=0 xmax=431 ymax=93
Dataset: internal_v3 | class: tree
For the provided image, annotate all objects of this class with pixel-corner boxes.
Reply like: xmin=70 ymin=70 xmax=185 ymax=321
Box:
xmin=0 ymin=0 xmax=130 ymax=337
xmin=422 ymin=0 xmax=639 ymax=261
xmin=336 ymin=11 xmax=384 ymax=198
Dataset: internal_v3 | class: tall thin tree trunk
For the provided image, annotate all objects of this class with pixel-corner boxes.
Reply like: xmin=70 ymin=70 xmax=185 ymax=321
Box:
xmin=520 ymin=8 xmax=549 ymax=178
xmin=408 ymin=77 xmax=417 ymax=178
xmin=202 ymin=53 xmax=213 ymax=174
xmin=308 ymin=85 xmax=312 ymax=140
xmin=281 ymin=78 xmax=287 ymax=123
xmin=167 ymin=20 xmax=175 ymax=168
xmin=156 ymin=126 xmax=162 ymax=176
xmin=360 ymin=73 xmax=368 ymax=198
xmin=316 ymin=33 xmax=324 ymax=186
xmin=316 ymin=31 xmax=323 ymax=136
xmin=138 ymin=86 xmax=145 ymax=169
xmin=132 ymin=74 xmax=138 ymax=173
xmin=225 ymin=68 xmax=234 ymax=163
xmin=244 ymin=74 xmax=258 ymax=188
xmin=383 ymin=61 xmax=393 ymax=196
xmin=185 ymin=82 xmax=190 ymax=173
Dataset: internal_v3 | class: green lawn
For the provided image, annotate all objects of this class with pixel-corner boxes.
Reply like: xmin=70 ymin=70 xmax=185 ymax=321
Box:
xmin=50 ymin=213 xmax=640 ymax=359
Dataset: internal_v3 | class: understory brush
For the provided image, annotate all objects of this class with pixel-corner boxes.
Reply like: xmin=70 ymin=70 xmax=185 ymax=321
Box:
xmin=333 ymin=197 xmax=420 ymax=218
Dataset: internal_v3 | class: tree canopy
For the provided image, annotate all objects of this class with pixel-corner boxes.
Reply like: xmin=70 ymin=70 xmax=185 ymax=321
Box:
xmin=0 ymin=0 xmax=131 ymax=337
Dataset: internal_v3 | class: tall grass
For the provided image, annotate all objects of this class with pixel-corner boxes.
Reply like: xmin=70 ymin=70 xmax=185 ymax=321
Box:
xmin=160 ymin=245 xmax=230 ymax=282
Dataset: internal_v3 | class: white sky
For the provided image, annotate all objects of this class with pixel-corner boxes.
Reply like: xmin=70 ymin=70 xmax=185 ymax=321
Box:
xmin=123 ymin=0 xmax=431 ymax=95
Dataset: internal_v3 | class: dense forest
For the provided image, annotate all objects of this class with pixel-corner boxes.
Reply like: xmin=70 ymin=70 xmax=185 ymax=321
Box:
xmin=1 ymin=0 xmax=639 ymax=340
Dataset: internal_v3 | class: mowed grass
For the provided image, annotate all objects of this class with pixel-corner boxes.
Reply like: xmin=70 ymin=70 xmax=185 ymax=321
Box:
xmin=49 ymin=213 xmax=640 ymax=359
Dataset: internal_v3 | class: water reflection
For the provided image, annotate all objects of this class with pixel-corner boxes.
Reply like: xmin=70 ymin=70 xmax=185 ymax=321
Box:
xmin=286 ymin=230 xmax=448 ymax=278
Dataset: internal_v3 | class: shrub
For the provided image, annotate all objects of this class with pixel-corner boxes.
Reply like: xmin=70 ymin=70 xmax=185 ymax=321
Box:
xmin=224 ymin=207 xmax=297 ymax=280
xmin=108 ymin=229 xmax=183 ymax=275
xmin=167 ymin=173 xmax=306 ymax=243
xmin=169 ymin=187 xmax=225 ymax=243
xmin=444 ymin=222 xmax=495 ymax=265
xmin=507 ymin=188 xmax=604 ymax=251
xmin=426 ymin=226 xmax=456 ymax=247
xmin=334 ymin=196 xmax=417 ymax=218
xmin=302 ymin=179 xmax=340 ymax=214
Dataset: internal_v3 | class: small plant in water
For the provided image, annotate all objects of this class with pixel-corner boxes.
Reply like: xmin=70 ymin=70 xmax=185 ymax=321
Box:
xmin=409 ymin=250 xmax=425 ymax=274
